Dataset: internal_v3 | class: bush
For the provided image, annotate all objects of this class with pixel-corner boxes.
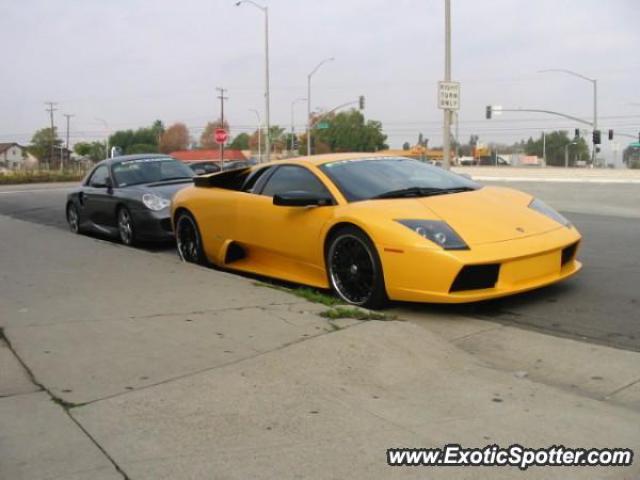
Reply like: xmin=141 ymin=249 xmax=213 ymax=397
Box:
xmin=0 ymin=170 xmax=85 ymax=185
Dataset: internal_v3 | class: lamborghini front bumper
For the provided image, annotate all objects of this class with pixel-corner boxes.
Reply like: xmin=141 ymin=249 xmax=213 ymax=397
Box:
xmin=381 ymin=226 xmax=582 ymax=303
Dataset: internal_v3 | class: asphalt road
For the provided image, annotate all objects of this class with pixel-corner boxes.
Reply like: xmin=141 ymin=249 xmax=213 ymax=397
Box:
xmin=0 ymin=180 xmax=638 ymax=351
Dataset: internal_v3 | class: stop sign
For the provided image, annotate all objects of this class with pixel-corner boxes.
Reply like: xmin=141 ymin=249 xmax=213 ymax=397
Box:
xmin=214 ymin=128 xmax=228 ymax=144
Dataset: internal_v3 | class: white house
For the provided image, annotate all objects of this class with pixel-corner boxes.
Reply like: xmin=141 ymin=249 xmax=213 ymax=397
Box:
xmin=0 ymin=143 xmax=38 ymax=170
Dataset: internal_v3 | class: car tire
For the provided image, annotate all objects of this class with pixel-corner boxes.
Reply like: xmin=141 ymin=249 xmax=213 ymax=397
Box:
xmin=66 ymin=203 xmax=81 ymax=234
xmin=326 ymin=226 xmax=388 ymax=309
xmin=175 ymin=211 xmax=207 ymax=265
xmin=117 ymin=206 xmax=137 ymax=246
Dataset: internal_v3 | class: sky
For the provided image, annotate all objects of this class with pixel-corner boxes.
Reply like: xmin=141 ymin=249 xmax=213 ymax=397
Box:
xmin=1 ymin=0 xmax=639 ymax=163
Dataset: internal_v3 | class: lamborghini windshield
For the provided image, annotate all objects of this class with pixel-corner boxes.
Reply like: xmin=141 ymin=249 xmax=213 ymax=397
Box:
xmin=319 ymin=157 xmax=480 ymax=202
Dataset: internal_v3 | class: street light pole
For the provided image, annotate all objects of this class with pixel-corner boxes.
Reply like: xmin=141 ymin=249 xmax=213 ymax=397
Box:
xmin=236 ymin=1 xmax=270 ymax=162
xmin=250 ymin=109 xmax=262 ymax=163
xmin=539 ymin=69 xmax=598 ymax=166
xmin=306 ymin=57 xmax=334 ymax=156
xmin=290 ymin=97 xmax=306 ymax=155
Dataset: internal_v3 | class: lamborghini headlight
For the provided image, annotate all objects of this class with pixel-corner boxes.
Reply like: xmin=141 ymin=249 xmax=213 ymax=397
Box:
xmin=529 ymin=198 xmax=571 ymax=227
xmin=396 ymin=220 xmax=469 ymax=250
xmin=142 ymin=193 xmax=171 ymax=211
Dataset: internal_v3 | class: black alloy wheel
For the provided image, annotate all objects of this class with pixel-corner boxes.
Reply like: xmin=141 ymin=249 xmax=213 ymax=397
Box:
xmin=175 ymin=212 xmax=206 ymax=265
xmin=117 ymin=207 xmax=136 ymax=246
xmin=327 ymin=226 xmax=388 ymax=309
xmin=67 ymin=203 xmax=80 ymax=234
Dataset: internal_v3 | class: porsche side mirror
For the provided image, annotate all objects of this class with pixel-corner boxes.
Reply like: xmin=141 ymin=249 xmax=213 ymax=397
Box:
xmin=273 ymin=191 xmax=332 ymax=207
xmin=92 ymin=177 xmax=113 ymax=189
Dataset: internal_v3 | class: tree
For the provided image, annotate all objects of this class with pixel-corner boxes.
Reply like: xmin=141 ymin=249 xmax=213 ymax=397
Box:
xmin=109 ymin=123 xmax=161 ymax=155
xmin=298 ymin=109 xmax=387 ymax=154
xmin=73 ymin=141 xmax=106 ymax=161
xmin=230 ymin=132 xmax=250 ymax=150
xmin=200 ymin=120 xmax=229 ymax=149
xmin=247 ymin=125 xmax=287 ymax=154
xmin=402 ymin=141 xmax=411 ymax=150
xmin=159 ymin=123 xmax=190 ymax=153
xmin=29 ymin=127 xmax=62 ymax=167
xmin=523 ymin=130 xmax=589 ymax=166
xmin=622 ymin=144 xmax=640 ymax=169
xmin=127 ymin=144 xmax=158 ymax=154
xmin=151 ymin=120 xmax=165 ymax=143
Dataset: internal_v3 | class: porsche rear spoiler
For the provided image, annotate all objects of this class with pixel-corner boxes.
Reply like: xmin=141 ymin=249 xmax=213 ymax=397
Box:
xmin=193 ymin=167 xmax=252 ymax=189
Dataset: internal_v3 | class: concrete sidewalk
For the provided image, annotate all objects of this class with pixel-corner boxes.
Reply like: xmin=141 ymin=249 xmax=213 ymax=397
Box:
xmin=1 ymin=215 xmax=639 ymax=479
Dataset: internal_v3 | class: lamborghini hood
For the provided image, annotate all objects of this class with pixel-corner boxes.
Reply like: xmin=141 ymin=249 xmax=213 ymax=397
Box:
xmin=418 ymin=187 xmax=562 ymax=246
xmin=355 ymin=186 xmax=564 ymax=246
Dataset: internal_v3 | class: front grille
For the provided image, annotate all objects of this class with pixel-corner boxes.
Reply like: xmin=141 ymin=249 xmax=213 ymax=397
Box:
xmin=561 ymin=242 xmax=578 ymax=266
xmin=450 ymin=264 xmax=500 ymax=292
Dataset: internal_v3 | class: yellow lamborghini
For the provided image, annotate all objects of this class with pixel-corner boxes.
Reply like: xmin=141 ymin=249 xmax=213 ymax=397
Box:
xmin=171 ymin=153 xmax=581 ymax=308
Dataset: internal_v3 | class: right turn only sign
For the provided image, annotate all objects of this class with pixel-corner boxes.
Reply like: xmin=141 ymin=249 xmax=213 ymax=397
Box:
xmin=438 ymin=81 xmax=460 ymax=110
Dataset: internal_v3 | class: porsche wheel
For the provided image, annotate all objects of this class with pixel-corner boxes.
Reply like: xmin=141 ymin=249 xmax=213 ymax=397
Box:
xmin=175 ymin=212 xmax=207 ymax=265
xmin=117 ymin=207 xmax=136 ymax=246
xmin=327 ymin=226 xmax=388 ymax=309
xmin=66 ymin=203 xmax=81 ymax=234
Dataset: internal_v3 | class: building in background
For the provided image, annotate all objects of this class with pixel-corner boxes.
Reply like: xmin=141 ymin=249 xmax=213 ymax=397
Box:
xmin=0 ymin=143 xmax=38 ymax=171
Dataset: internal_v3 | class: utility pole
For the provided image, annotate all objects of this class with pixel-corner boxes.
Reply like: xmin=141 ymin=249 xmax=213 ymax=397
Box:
xmin=542 ymin=131 xmax=546 ymax=165
xmin=216 ymin=87 xmax=228 ymax=169
xmin=442 ymin=0 xmax=452 ymax=169
xmin=63 ymin=114 xmax=74 ymax=172
xmin=45 ymin=102 xmax=57 ymax=170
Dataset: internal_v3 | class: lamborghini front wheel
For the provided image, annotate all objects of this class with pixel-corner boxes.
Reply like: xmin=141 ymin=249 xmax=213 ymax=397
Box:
xmin=326 ymin=226 xmax=388 ymax=309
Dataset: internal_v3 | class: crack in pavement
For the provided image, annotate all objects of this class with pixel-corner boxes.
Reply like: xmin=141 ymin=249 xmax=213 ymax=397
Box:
xmin=605 ymin=377 xmax=640 ymax=399
xmin=0 ymin=327 xmax=131 ymax=480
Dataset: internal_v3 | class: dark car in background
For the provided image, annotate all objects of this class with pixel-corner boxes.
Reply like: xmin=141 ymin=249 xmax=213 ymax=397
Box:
xmin=187 ymin=161 xmax=222 ymax=175
xmin=65 ymin=154 xmax=194 ymax=245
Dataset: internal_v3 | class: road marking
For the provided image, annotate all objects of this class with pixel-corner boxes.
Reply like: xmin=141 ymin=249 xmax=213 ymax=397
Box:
xmin=473 ymin=176 xmax=640 ymax=184
xmin=0 ymin=187 xmax=73 ymax=195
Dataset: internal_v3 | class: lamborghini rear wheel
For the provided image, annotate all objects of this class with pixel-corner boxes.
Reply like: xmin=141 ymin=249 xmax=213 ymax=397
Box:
xmin=327 ymin=226 xmax=388 ymax=309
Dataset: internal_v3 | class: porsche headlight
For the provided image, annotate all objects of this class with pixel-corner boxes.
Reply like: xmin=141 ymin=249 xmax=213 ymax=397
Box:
xmin=529 ymin=198 xmax=571 ymax=227
xmin=396 ymin=220 xmax=469 ymax=250
xmin=142 ymin=193 xmax=170 ymax=211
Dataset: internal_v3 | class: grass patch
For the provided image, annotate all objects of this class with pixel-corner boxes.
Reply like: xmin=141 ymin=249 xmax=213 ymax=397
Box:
xmin=320 ymin=306 xmax=389 ymax=321
xmin=0 ymin=170 xmax=85 ymax=185
xmin=254 ymin=282 xmax=343 ymax=306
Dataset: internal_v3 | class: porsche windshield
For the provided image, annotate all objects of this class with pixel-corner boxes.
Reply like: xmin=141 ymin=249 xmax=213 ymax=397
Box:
xmin=319 ymin=157 xmax=480 ymax=201
xmin=113 ymin=158 xmax=194 ymax=187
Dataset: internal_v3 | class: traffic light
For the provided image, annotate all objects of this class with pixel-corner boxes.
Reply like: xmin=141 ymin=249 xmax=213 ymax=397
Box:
xmin=485 ymin=106 xmax=492 ymax=119
xmin=592 ymin=130 xmax=601 ymax=145
xmin=574 ymin=128 xmax=580 ymax=139
xmin=358 ymin=95 xmax=365 ymax=110
xmin=608 ymin=129 xmax=614 ymax=140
